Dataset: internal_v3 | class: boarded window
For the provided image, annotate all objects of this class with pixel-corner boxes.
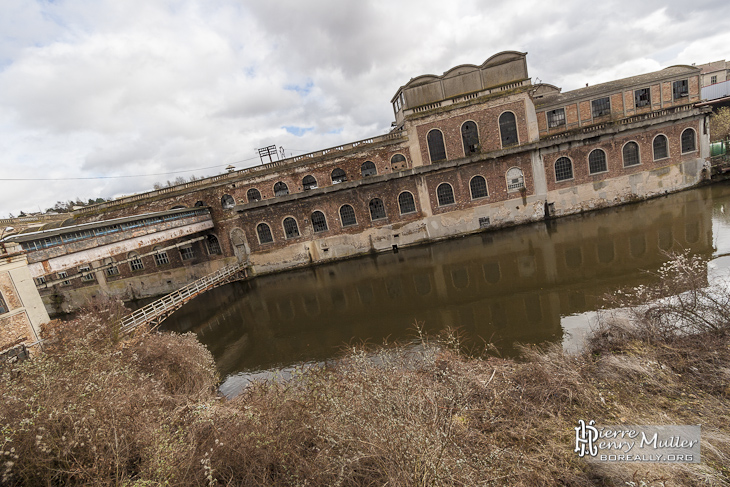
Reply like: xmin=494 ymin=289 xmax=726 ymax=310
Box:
xmin=653 ymin=135 xmax=669 ymax=160
xmin=283 ymin=217 xmax=300 ymax=239
xmin=257 ymin=223 xmax=273 ymax=244
xmin=623 ymin=141 xmax=640 ymax=167
xmin=427 ymin=129 xmax=446 ymax=162
xmin=506 ymin=167 xmax=525 ymax=192
xmin=588 ymin=149 xmax=607 ymax=174
xmin=311 ymin=211 xmax=328 ymax=233
xmin=555 ymin=157 xmax=573 ymax=182
xmin=470 ymin=176 xmax=488 ymax=199
xmin=361 ymin=161 xmax=377 ymax=177
xmin=461 ymin=121 xmax=479 ymax=154
xmin=369 ymin=198 xmax=386 ymax=220
xmin=398 ymin=192 xmax=416 ymax=214
xmin=340 ymin=205 xmax=357 ymax=226
xmin=681 ymin=128 xmax=696 ymax=153
xmin=437 ymin=183 xmax=455 ymax=206
xmin=499 ymin=112 xmax=518 ymax=147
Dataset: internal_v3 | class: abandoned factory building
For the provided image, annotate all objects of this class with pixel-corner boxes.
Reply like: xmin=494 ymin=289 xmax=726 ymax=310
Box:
xmin=3 ymin=51 xmax=711 ymax=314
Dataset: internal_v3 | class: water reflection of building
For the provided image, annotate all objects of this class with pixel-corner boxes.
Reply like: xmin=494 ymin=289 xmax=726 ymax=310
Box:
xmin=163 ymin=187 xmax=714 ymax=376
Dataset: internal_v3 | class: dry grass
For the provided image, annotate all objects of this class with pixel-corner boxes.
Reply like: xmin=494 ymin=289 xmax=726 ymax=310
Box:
xmin=1 ymin=255 xmax=729 ymax=486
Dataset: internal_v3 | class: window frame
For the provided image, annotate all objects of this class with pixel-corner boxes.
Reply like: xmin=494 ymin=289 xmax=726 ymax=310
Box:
xmin=361 ymin=161 xmax=377 ymax=177
xmin=505 ymin=167 xmax=525 ymax=192
xmin=247 ymin=188 xmax=261 ymax=202
xmin=331 ymin=168 xmax=347 ymax=184
xmin=652 ymin=134 xmax=669 ymax=161
xmin=634 ymin=88 xmax=651 ymax=108
xmin=436 ymin=183 xmax=456 ymax=207
xmin=256 ymin=222 xmax=274 ymax=244
xmin=206 ymin=235 xmax=222 ymax=255
xmin=469 ymin=175 xmax=489 ymax=199
xmin=302 ymin=175 xmax=317 ymax=191
xmin=591 ymin=97 xmax=611 ymax=118
xmin=390 ymin=154 xmax=407 ymax=170
xmin=588 ymin=149 xmax=608 ymax=175
xmin=339 ymin=204 xmax=357 ymax=227
xmin=461 ymin=120 xmax=480 ymax=155
xmin=673 ymin=79 xmax=689 ymax=99
xmin=180 ymin=246 xmax=195 ymax=261
xmin=129 ymin=252 xmax=144 ymax=271
xmin=311 ymin=211 xmax=328 ymax=233
xmin=622 ymin=141 xmax=641 ymax=167
xmin=221 ymin=194 xmax=235 ymax=209
xmin=547 ymin=108 xmax=566 ymax=128
xmin=368 ymin=198 xmax=387 ymax=221
xmin=398 ymin=191 xmax=417 ymax=215
xmin=554 ymin=157 xmax=574 ymax=182
xmin=283 ymin=217 xmax=300 ymax=239
xmin=498 ymin=111 xmax=519 ymax=147
xmin=681 ymin=128 xmax=697 ymax=153
xmin=427 ymin=129 xmax=447 ymax=163
xmin=273 ymin=181 xmax=289 ymax=197
xmin=153 ymin=247 xmax=170 ymax=266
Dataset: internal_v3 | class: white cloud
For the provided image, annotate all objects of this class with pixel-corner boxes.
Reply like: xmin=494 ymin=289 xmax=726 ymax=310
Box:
xmin=0 ymin=0 xmax=729 ymax=217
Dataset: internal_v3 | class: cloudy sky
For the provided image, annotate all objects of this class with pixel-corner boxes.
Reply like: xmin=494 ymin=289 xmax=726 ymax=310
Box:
xmin=1 ymin=0 xmax=729 ymax=218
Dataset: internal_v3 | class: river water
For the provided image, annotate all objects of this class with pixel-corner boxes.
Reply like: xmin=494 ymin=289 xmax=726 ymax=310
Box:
xmin=161 ymin=182 xmax=730 ymax=396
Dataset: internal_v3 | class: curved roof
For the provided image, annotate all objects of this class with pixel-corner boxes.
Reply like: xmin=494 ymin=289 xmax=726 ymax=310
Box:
xmin=481 ymin=51 xmax=527 ymax=68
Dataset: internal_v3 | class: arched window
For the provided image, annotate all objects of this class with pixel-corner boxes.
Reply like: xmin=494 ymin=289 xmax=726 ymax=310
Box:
xmin=653 ymin=135 xmax=668 ymax=160
xmin=247 ymin=188 xmax=261 ymax=202
xmin=221 ymin=194 xmax=235 ymax=209
xmin=302 ymin=175 xmax=317 ymax=191
xmin=398 ymin=192 xmax=416 ymax=214
xmin=256 ymin=223 xmax=273 ymax=244
xmin=283 ymin=217 xmax=300 ymax=239
xmin=104 ymin=258 xmax=119 ymax=277
xmin=390 ymin=154 xmax=407 ymax=171
xmin=681 ymin=128 xmax=696 ymax=153
xmin=506 ymin=167 xmax=525 ymax=192
xmin=311 ymin=211 xmax=328 ymax=233
xmin=427 ymin=129 xmax=446 ymax=163
xmin=499 ymin=112 xmax=518 ymax=147
xmin=194 ymin=201 xmax=205 ymax=207
xmin=153 ymin=246 xmax=169 ymax=266
xmin=340 ymin=205 xmax=357 ymax=227
xmin=437 ymin=183 xmax=455 ymax=206
xmin=588 ymin=149 xmax=607 ymax=174
xmin=129 ymin=252 xmax=144 ymax=271
xmin=369 ymin=198 xmax=386 ymax=220
xmin=623 ymin=141 xmax=640 ymax=167
xmin=461 ymin=121 xmax=479 ymax=155
xmin=274 ymin=182 xmax=289 ymax=197
xmin=361 ymin=161 xmax=377 ymax=177
xmin=207 ymin=235 xmax=222 ymax=255
xmin=470 ymin=176 xmax=488 ymax=199
xmin=555 ymin=157 xmax=573 ymax=182
xmin=331 ymin=168 xmax=347 ymax=184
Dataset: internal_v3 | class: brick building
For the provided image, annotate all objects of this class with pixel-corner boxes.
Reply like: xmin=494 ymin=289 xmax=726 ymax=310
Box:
xmin=3 ymin=51 xmax=712 ymax=313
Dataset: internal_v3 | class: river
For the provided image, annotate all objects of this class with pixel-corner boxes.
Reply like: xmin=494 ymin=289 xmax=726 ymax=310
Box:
xmin=160 ymin=182 xmax=730 ymax=397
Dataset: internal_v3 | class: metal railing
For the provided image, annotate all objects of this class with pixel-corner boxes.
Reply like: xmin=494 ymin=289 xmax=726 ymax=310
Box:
xmin=119 ymin=262 xmax=247 ymax=334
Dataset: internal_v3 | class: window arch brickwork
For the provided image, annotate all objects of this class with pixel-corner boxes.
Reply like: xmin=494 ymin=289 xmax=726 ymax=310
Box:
xmin=554 ymin=157 xmax=573 ymax=182
xmin=274 ymin=182 xmax=289 ymax=197
xmin=247 ymin=188 xmax=261 ymax=202
xmin=436 ymin=183 xmax=455 ymax=206
xmin=340 ymin=205 xmax=357 ymax=227
xmin=588 ymin=149 xmax=607 ymax=174
xmin=623 ymin=141 xmax=640 ymax=167
xmin=361 ymin=161 xmax=377 ymax=177
xmin=257 ymin=223 xmax=273 ymax=244
xmin=398 ymin=192 xmax=416 ymax=214
xmin=331 ymin=168 xmax=347 ymax=184
xmin=369 ymin=198 xmax=386 ymax=220
xmin=302 ymin=175 xmax=317 ymax=190
xmin=427 ymin=129 xmax=446 ymax=163
xmin=470 ymin=176 xmax=488 ymax=199
xmin=653 ymin=135 xmax=669 ymax=160
xmin=681 ymin=128 xmax=696 ymax=153
xmin=311 ymin=211 xmax=328 ymax=233
xmin=499 ymin=112 xmax=518 ymax=147
xmin=283 ymin=217 xmax=300 ymax=239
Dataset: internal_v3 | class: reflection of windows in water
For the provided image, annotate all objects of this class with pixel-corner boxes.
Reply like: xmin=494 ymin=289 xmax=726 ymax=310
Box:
xmin=413 ymin=274 xmax=432 ymax=296
xmin=491 ymin=302 xmax=508 ymax=329
xmin=685 ymin=222 xmax=699 ymax=243
xmin=303 ymin=294 xmax=320 ymax=316
xmin=483 ymin=262 xmax=501 ymax=284
xmin=276 ymin=300 xmax=295 ymax=320
xmin=357 ymin=284 xmax=374 ymax=305
xmin=451 ymin=267 xmax=469 ymax=289
xmin=564 ymin=247 xmax=582 ymax=269
xmin=386 ymin=278 xmax=403 ymax=299
xmin=569 ymin=292 xmax=586 ymax=311
xmin=524 ymin=294 xmax=542 ymax=323
xmin=658 ymin=227 xmax=673 ymax=251
xmin=331 ymin=289 xmax=346 ymax=309
xmin=597 ymin=240 xmax=615 ymax=264
xmin=630 ymin=234 xmax=646 ymax=257
xmin=517 ymin=256 xmax=536 ymax=278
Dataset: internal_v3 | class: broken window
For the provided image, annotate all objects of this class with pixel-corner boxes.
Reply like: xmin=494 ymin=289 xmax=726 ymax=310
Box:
xmin=470 ymin=176 xmax=488 ymax=199
xmin=221 ymin=194 xmax=235 ymax=209
xmin=331 ymin=168 xmax=347 ymax=184
xmin=311 ymin=211 xmax=328 ymax=233
xmin=499 ymin=112 xmax=518 ymax=147
xmin=554 ymin=157 xmax=573 ymax=181
xmin=361 ymin=161 xmax=377 ymax=177
xmin=206 ymin=235 xmax=222 ymax=255
xmin=461 ymin=121 xmax=479 ymax=154
xmin=340 ymin=205 xmax=357 ymax=227
xmin=673 ymin=79 xmax=689 ymax=99
xmin=390 ymin=154 xmax=407 ymax=171
xmin=653 ymin=135 xmax=669 ymax=160
xmin=623 ymin=141 xmax=640 ymax=167
xmin=547 ymin=108 xmax=566 ymax=128
xmin=283 ymin=217 xmax=300 ymax=239
xmin=257 ymin=223 xmax=273 ymax=244
xmin=398 ymin=192 xmax=416 ymax=214
xmin=427 ymin=129 xmax=446 ymax=162
xmin=634 ymin=88 xmax=651 ymax=108
xmin=369 ymin=198 xmax=386 ymax=220
xmin=591 ymin=97 xmax=611 ymax=118
xmin=588 ymin=149 xmax=607 ymax=174
xmin=274 ymin=182 xmax=289 ymax=197
xmin=437 ymin=183 xmax=455 ymax=206
xmin=302 ymin=175 xmax=317 ymax=190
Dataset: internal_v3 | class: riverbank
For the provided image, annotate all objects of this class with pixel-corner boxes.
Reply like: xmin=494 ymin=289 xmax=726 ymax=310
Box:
xmin=1 ymin=254 xmax=729 ymax=486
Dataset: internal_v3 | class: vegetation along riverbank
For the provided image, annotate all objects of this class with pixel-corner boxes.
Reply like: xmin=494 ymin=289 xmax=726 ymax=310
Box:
xmin=1 ymin=253 xmax=729 ymax=486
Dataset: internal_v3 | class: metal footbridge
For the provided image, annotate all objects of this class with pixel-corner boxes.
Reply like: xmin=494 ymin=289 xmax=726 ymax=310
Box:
xmin=120 ymin=262 xmax=247 ymax=334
